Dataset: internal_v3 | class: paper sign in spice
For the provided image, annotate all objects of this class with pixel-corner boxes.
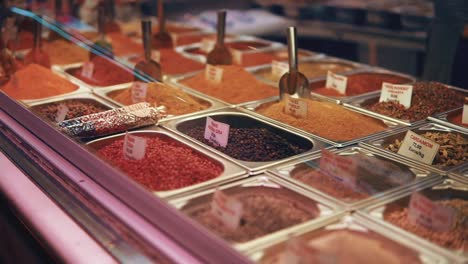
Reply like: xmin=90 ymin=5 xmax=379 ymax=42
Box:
xmin=123 ymin=133 xmax=147 ymax=160
xmin=397 ymin=130 xmax=440 ymax=165
xmin=271 ymin=60 xmax=289 ymax=78
xmin=204 ymin=65 xmax=223 ymax=84
xmin=81 ymin=62 xmax=95 ymax=78
xmin=131 ymin=81 xmax=148 ymax=103
xmin=231 ymin=49 xmax=242 ymax=65
xmin=284 ymin=95 xmax=308 ymax=118
xmin=55 ymin=104 xmax=69 ymax=123
xmin=170 ymin=33 xmax=178 ymax=46
xmin=325 ymin=71 xmax=347 ymax=95
xmin=408 ymin=192 xmax=457 ymax=232
xmin=319 ymin=149 xmax=357 ymax=188
xmin=201 ymin=38 xmax=215 ymax=53
xmin=462 ymin=98 xmax=468 ymax=125
xmin=151 ymin=50 xmax=161 ymax=62
xmin=379 ymin=82 xmax=413 ymax=109
xmin=211 ymin=189 xmax=243 ymax=230
xmin=204 ymin=117 xmax=230 ymax=147
xmin=279 ymin=238 xmax=335 ymax=264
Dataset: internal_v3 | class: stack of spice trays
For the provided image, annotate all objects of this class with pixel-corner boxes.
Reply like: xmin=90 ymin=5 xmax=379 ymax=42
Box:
xmin=168 ymin=175 xmax=341 ymax=252
xmin=361 ymin=122 xmax=468 ymax=174
xmin=85 ymin=127 xmax=247 ymax=200
xmin=246 ymin=213 xmax=449 ymax=263
xmin=266 ymin=146 xmax=441 ymax=210
xmin=161 ymin=108 xmax=331 ymax=175
xmin=241 ymin=96 xmax=405 ymax=148
xmin=428 ymin=108 xmax=468 ymax=133
xmin=357 ymin=178 xmax=468 ymax=263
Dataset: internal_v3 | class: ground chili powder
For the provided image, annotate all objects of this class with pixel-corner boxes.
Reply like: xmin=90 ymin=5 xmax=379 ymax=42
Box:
xmin=130 ymin=49 xmax=204 ymax=75
xmin=68 ymin=56 xmax=133 ymax=87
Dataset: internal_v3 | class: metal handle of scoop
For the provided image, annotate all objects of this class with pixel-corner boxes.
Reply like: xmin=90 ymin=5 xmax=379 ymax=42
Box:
xmin=287 ymin=26 xmax=298 ymax=73
xmin=158 ymin=0 xmax=165 ymax=32
xmin=97 ymin=5 xmax=106 ymax=40
xmin=33 ymin=15 xmax=42 ymax=49
xmin=216 ymin=10 xmax=226 ymax=46
xmin=142 ymin=19 xmax=152 ymax=61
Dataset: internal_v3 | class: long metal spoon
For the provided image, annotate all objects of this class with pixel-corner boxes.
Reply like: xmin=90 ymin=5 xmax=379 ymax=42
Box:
xmin=152 ymin=0 xmax=172 ymax=49
xmin=24 ymin=16 xmax=50 ymax=68
xmin=90 ymin=4 xmax=113 ymax=59
xmin=134 ymin=19 xmax=162 ymax=81
xmin=206 ymin=10 xmax=232 ymax=65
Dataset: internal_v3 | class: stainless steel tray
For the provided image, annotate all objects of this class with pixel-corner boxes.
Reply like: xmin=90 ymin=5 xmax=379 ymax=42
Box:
xmin=428 ymin=108 xmax=468 ymax=134
xmin=86 ymin=128 xmax=247 ymax=200
xmin=358 ymin=178 xmax=468 ymax=263
xmin=361 ymin=122 xmax=468 ymax=173
xmin=448 ymin=164 xmax=468 ymax=185
xmin=26 ymin=91 xmax=118 ymax=109
xmin=161 ymin=108 xmax=332 ymax=174
xmin=267 ymin=146 xmax=441 ymax=210
xmin=169 ymin=174 xmax=341 ymax=252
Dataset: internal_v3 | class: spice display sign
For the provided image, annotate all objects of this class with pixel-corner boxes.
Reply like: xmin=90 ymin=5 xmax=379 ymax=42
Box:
xmin=123 ymin=133 xmax=147 ymax=160
xmin=151 ymin=50 xmax=161 ymax=62
xmin=319 ymin=149 xmax=357 ymax=188
xmin=408 ymin=192 xmax=457 ymax=232
xmin=462 ymin=98 xmax=468 ymax=125
xmin=201 ymin=38 xmax=215 ymax=53
xmin=379 ymin=82 xmax=413 ymax=109
xmin=231 ymin=49 xmax=242 ymax=65
xmin=204 ymin=117 xmax=230 ymax=147
xmin=279 ymin=238 xmax=335 ymax=264
xmin=204 ymin=65 xmax=223 ymax=84
xmin=284 ymin=95 xmax=308 ymax=118
xmin=55 ymin=104 xmax=69 ymax=123
xmin=325 ymin=71 xmax=348 ymax=95
xmin=211 ymin=189 xmax=243 ymax=230
xmin=271 ymin=60 xmax=289 ymax=78
xmin=397 ymin=130 xmax=440 ymax=165
xmin=131 ymin=82 xmax=148 ymax=103
xmin=170 ymin=33 xmax=178 ymax=46
xmin=81 ymin=62 xmax=95 ymax=78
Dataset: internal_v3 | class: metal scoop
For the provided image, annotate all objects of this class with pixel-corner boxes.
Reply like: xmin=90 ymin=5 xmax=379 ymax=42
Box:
xmin=134 ymin=19 xmax=162 ymax=81
xmin=90 ymin=4 xmax=113 ymax=60
xmin=24 ymin=16 xmax=50 ymax=68
xmin=206 ymin=10 xmax=232 ymax=65
xmin=279 ymin=27 xmax=308 ymax=99
xmin=0 ymin=29 xmax=17 ymax=85
xmin=152 ymin=0 xmax=172 ymax=49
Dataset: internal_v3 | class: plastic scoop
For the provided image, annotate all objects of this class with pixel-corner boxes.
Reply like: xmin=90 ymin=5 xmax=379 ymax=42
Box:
xmin=134 ymin=19 xmax=162 ymax=81
xmin=152 ymin=0 xmax=172 ymax=49
xmin=90 ymin=4 xmax=114 ymax=59
xmin=279 ymin=27 xmax=308 ymax=99
xmin=24 ymin=16 xmax=51 ymax=68
xmin=206 ymin=10 xmax=232 ymax=65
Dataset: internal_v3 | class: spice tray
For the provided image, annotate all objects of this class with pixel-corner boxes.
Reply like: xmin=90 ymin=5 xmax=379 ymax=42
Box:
xmin=344 ymin=85 xmax=468 ymax=127
xmin=428 ymin=108 xmax=468 ymax=134
xmin=170 ymin=31 xmax=243 ymax=47
xmin=86 ymin=128 xmax=247 ymax=200
xmin=26 ymin=91 xmax=118 ymax=111
xmin=267 ymin=146 xmax=441 ymax=210
xmin=361 ymin=122 xmax=468 ymax=174
xmin=246 ymin=213 xmax=449 ymax=264
xmin=161 ymin=107 xmax=332 ymax=175
xmin=241 ymin=96 xmax=406 ymax=148
xmin=169 ymin=174 xmax=341 ymax=252
xmin=91 ymin=82 xmax=228 ymax=121
xmin=448 ymin=165 xmax=468 ymax=185
xmin=357 ymin=178 xmax=468 ymax=263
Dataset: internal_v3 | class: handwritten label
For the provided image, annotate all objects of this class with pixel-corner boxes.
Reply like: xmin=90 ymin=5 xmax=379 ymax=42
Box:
xmin=320 ymin=149 xmax=357 ymax=188
xmin=462 ymin=98 xmax=468 ymax=125
xmin=81 ymin=62 xmax=94 ymax=78
xmin=231 ymin=49 xmax=243 ymax=65
xmin=131 ymin=82 xmax=148 ymax=103
xmin=200 ymin=38 xmax=215 ymax=53
xmin=284 ymin=95 xmax=308 ymax=118
xmin=123 ymin=133 xmax=147 ymax=160
xmin=55 ymin=104 xmax=69 ymax=123
xmin=204 ymin=65 xmax=223 ymax=84
xmin=279 ymin=238 xmax=336 ymax=264
xmin=204 ymin=117 xmax=230 ymax=147
xmin=151 ymin=50 xmax=161 ymax=62
xmin=397 ymin=130 xmax=440 ymax=165
xmin=379 ymin=82 xmax=413 ymax=109
xmin=325 ymin=71 xmax=348 ymax=95
xmin=211 ymin=189 xmax=243 ymax=230
xmin=408 ymin=192 xmax=457 ymax=232
xmin=271 ymin=60 xmax=289 ymax=78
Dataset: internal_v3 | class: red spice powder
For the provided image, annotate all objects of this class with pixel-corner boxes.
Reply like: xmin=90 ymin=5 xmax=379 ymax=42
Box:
xmin=448 ymin=110 xmax=468 ymax=128
xmin=107 ymin=32 xmax=143 ymax=56
xmin=68 ymin=56 xmax=133 ymax=87
xmin=130 ymin=49 xmax=204 ymax=75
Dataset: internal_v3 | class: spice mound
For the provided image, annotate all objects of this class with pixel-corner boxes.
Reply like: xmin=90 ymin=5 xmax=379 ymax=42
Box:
xmin=68 ymin=56 xmax=133 ymax=86
xmin=1 ymin=64 xmax=78 ymax=100
xmin=108 ymin=82 xmax=209 ymax=115
xmin=384 ymin=199 xmax=468 ymax=251
xmin=184 ymin=191 xmax=318 ymax=243
xmin=180 ymin=65 xmax=277 ymax=104
xmin=43 ymin=40 xmax=88 ymax=65
xmin=32 ymin=99 xmax=109 ymax=122
xmin=256 ymin=99 xmax=388 ymax=142
xmin=448 ymin=110 xmax=468 ymax=128
xmin=311 ymin=72 xmax=411 ymax=97
xmin=130 ymin=49 xmax=204 ymax=75
xmin=96 ymin=134 xmax=223 ymax=191
xmin=367 ymin=82 xmax=465 ymax=122
xmin=107 ymin=32 xmax=143 ymax=56
xmin=184 ymin=126 xmax=308 ymax=162
xmin=385 ymin=132 xmax=468 ymax=167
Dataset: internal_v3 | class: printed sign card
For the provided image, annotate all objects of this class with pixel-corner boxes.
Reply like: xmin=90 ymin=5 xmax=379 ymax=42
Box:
xmin=123 ymin=133 xmax=147 ymax=160
xmin=284 ymin=94 xmax=308 ymax=118
xmin=325 ymin=71 xmax=347 ymax=95
xmin=204 ymin=65 xmax=223 ymax=84
xmin=379 ymin=82 xmax=413 ymax=109
xmin=211 ymin=189 xmax=243 ymax=230
xmin=204 ymin=117 xmax=230 ymax=147
xmin=131 ymin=82 xmax=148 ymax=103
xmin=397 ymin=130 xmax=440 ymax=165
xmin=408 ymin=192 xmax=457 ymax=232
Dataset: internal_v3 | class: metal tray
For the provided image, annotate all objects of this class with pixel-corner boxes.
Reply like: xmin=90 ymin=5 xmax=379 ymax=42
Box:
xmin=448 ymin=164 xmax=468 ymax=185
xmin=358 ymin=178 xmax=468 ymax=263
xmin=345 ymin=85 xmax=468 ymax=126
xmin=86 ymin=128 xmax=247 ymax=200
xmin=246 ymin=213 xmax=448 ymax=264
xmin=169 ymin=174 xmax=341 ymax=252
xmin=361 ymin=122 xmax=468 ymax=174
xmin=428 ymin=108 xmax=468 ymax=134
xmin=268 ymin=146 xmax=441 ymax=210
xmin=26 ymin=91 xmax=118 ymax=109
xmin=241 ymin=96 xmax=406 ymax=147
xmin=161 ymin=108 xmax=331 ymax=174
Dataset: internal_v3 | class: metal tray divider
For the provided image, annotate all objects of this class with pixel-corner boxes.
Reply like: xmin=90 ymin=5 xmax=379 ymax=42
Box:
xmin=428 ymin=107 xmax=468 ymax=134
xmin=25 ymin=92 xmax=119 ymax=110
xmin=447 ymin=165 xmax=468 ymax=185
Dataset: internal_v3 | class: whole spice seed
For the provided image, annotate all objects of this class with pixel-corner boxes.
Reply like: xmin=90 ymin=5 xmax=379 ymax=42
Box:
xmin=68 ymin=56 xmax=133 ymax=87
xmin=31 ymin=99 xmax=109 ymax=122
xmin=183 ymin=126 xmax=308 ymax=162
xmin=367 ymin=82 xmax=465 ymax=122
xmin=96 ymin=134 xmax=223 ymax=191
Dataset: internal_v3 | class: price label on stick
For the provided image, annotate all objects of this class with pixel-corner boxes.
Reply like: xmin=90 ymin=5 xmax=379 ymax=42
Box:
xmin=408 ymin=192 xmax=457 ymax=232
xmin=320 ymin=149 xmax=357 ymax=188
xmin=170 ymin=33 xmax=178 ymax=46
xmin=397 ymin=130 xmax=440 ymax=165
xmin=204 ymin=65 xmax=223 ymax=84
xmin=284 ymin=95 xmax=308 ymax=118
xmin=123 ymin=133 xmax=147 ymax=160
xmin=201 ymin=38 xmax=215 ymax=53
xmin=131 ymin=82 xmax=148 ymax=103
xmin=279 ymin=238 xmax=335 ymax=264
xmin=462 ymin=98 xmax=468 ymax=125
xmin=325 ymin=71 xmax=347 ymax=95
xmin=379 ymin=82 xmax=413 ymax=109
xmin=151 ymin=50 xmax=161 ymax=62
xmin=204 ymin=117 xmax=230 ymax=147
xmin=271 ymin=60 xmax=289 ymax=78
xmin=211 ymin=189 xmax=243 ymax=230
xmin=81 ymin=62 xmax=94 ymax=79
xmin=231 ymin=49 xmax=242 ymax=65
xmin=55 ymin=104 xmax=69 ymax=123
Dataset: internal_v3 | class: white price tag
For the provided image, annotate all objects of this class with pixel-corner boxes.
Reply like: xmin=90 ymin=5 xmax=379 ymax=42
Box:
xmin=123 ymin=133 xmax=147 ymax=160
xmin=211 ymin=189 xmax=243 ymax=230
xmin=204 ymin=65 xmax=223 ymax=84
xmin=231 ymin=49 xmax=243 ymax=65
xmin=284 ymin=95 xmax=308 ymax=118
xmin=151 ymin=50 xmax=161 ymax=62
xmin=170 ymin=33 xmax=178 ymax=46
xmin=55 ymin=104 xmax=69 ymax=123
xmin=462 ymin=99 xmax=468 ymax=125
xmin=379 ymin=82 xmax=413 ymax=109
xmin=279 ymin=238 xmax=334 ymax=264
xmin=408 ymin=192 xmax=457 ymax=232
xmin=131 ymin=82 xmax=148 ymax=103
xmin=271 ymin=60 xmax=289 ymax=78
xmin=81 ymin=62 xmax=94 ymax=78
xmin=325 ymin=71 xmax=348 ymax=95
xmin=319 ymin=149 xmax=357 ymax=188
xmin=397 ymin=130 xmax=440 ymax=165
xmin=204 ymin=117 xmax=230 ymax=147
xmin=200 ymin=38 xmax=215 ymax=53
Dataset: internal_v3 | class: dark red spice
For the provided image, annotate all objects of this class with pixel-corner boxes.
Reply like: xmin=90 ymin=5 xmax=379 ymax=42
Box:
xmin=448 ymin=110 xmax=468 ymax=128
xmin=68 ymin=56 xmax=133 ymax=87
